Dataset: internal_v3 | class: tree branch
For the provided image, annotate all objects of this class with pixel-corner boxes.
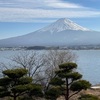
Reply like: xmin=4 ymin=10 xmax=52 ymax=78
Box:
xmin=69 ymin=90 xmax=81 ymax=99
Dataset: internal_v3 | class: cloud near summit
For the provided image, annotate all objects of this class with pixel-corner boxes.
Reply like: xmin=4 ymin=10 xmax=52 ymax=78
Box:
xmin=0 ymin=0 xmax=100 ymax=22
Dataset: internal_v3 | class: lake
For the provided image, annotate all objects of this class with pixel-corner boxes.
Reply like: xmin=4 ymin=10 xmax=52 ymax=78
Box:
xmin=0 ymin=50 xmax=100 ymax=85
xmin=73 ymin=50 xmax=100 ymax=85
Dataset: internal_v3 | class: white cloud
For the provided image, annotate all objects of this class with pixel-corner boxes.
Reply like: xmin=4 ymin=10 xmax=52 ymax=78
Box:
xmin=44 ymin=0 xmax=82 ymax=8
xmin=0 ymin=0 xmax=82 ymax=9
xmin=0 ymin=0 xmax=100 ymax=22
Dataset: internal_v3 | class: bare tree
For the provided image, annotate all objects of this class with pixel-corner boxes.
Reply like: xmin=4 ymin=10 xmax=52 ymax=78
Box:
xmin=10 ymin=51 xmax=46 ymax=78
xmin=0 ymin=50 xmax=77 ymax=91
xmin=0 ymin=51 xmax=46 ymax=82
xmin=35 ymin=50 xmax=77 ymax=92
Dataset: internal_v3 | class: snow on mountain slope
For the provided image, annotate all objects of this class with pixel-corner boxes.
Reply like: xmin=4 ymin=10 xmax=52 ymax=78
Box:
xmin=37 ymin=18 xmax=90 ymax=33
xmin=0 ymin=18 xmax=99 ymax=47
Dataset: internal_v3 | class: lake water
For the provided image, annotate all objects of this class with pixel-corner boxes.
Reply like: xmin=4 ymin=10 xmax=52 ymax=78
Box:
xmin=73 ymin=50 xmax=100 ymax=85
xmin=0 ymin=50 xmax=100 ymax=85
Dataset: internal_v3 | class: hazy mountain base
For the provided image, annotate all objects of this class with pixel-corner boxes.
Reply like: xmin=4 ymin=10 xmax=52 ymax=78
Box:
xmin=0 ymin=18 xmax=100 ymax=47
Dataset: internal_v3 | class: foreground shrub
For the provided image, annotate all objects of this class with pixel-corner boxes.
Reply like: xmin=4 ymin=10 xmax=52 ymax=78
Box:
xmin=78 ymin=94 xmax=100 ymax=100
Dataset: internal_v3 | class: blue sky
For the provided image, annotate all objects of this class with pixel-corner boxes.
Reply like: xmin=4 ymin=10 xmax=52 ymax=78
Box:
xmin=0 ymin=0 xmax=100 ymax=39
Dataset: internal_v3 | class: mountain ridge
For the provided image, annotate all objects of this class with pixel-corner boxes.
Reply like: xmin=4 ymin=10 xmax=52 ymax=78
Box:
xmin=0 ymin=18 xmax=100 ymax=47
xmin=37 ymin=18 xmax=91 ymax=33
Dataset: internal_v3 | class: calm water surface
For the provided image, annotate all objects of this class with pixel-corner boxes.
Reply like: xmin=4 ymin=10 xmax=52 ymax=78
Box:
xmin=73 ymin=50 xmax=100 ymax=85
xmin=0 ymin=50 xmax=100 ymax=85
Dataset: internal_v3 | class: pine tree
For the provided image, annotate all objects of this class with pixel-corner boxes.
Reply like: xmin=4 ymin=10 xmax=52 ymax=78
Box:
xmin=47 ymin=62 xmax=91 ymax=100
xmin=0 ymin=68 xmax=43 ymax=100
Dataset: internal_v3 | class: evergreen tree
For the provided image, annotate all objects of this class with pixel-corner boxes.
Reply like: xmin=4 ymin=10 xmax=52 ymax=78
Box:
xmin=0 ymin=68 xmax=43 ymax=100
xmin=47 ymin=62 xmax=91 ymax=100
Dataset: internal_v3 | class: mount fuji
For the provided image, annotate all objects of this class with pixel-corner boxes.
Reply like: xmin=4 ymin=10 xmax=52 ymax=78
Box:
xmin=0 ymin=18 xmax=100 ymax=47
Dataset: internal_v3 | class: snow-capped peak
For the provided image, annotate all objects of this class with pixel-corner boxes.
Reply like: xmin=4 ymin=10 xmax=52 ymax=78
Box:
xmin=38 ymin=18 xmax=90 ymax=33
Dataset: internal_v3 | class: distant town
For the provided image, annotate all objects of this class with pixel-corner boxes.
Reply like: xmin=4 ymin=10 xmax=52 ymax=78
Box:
xmin=1 ymin=45 xmax=100 ymax=51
